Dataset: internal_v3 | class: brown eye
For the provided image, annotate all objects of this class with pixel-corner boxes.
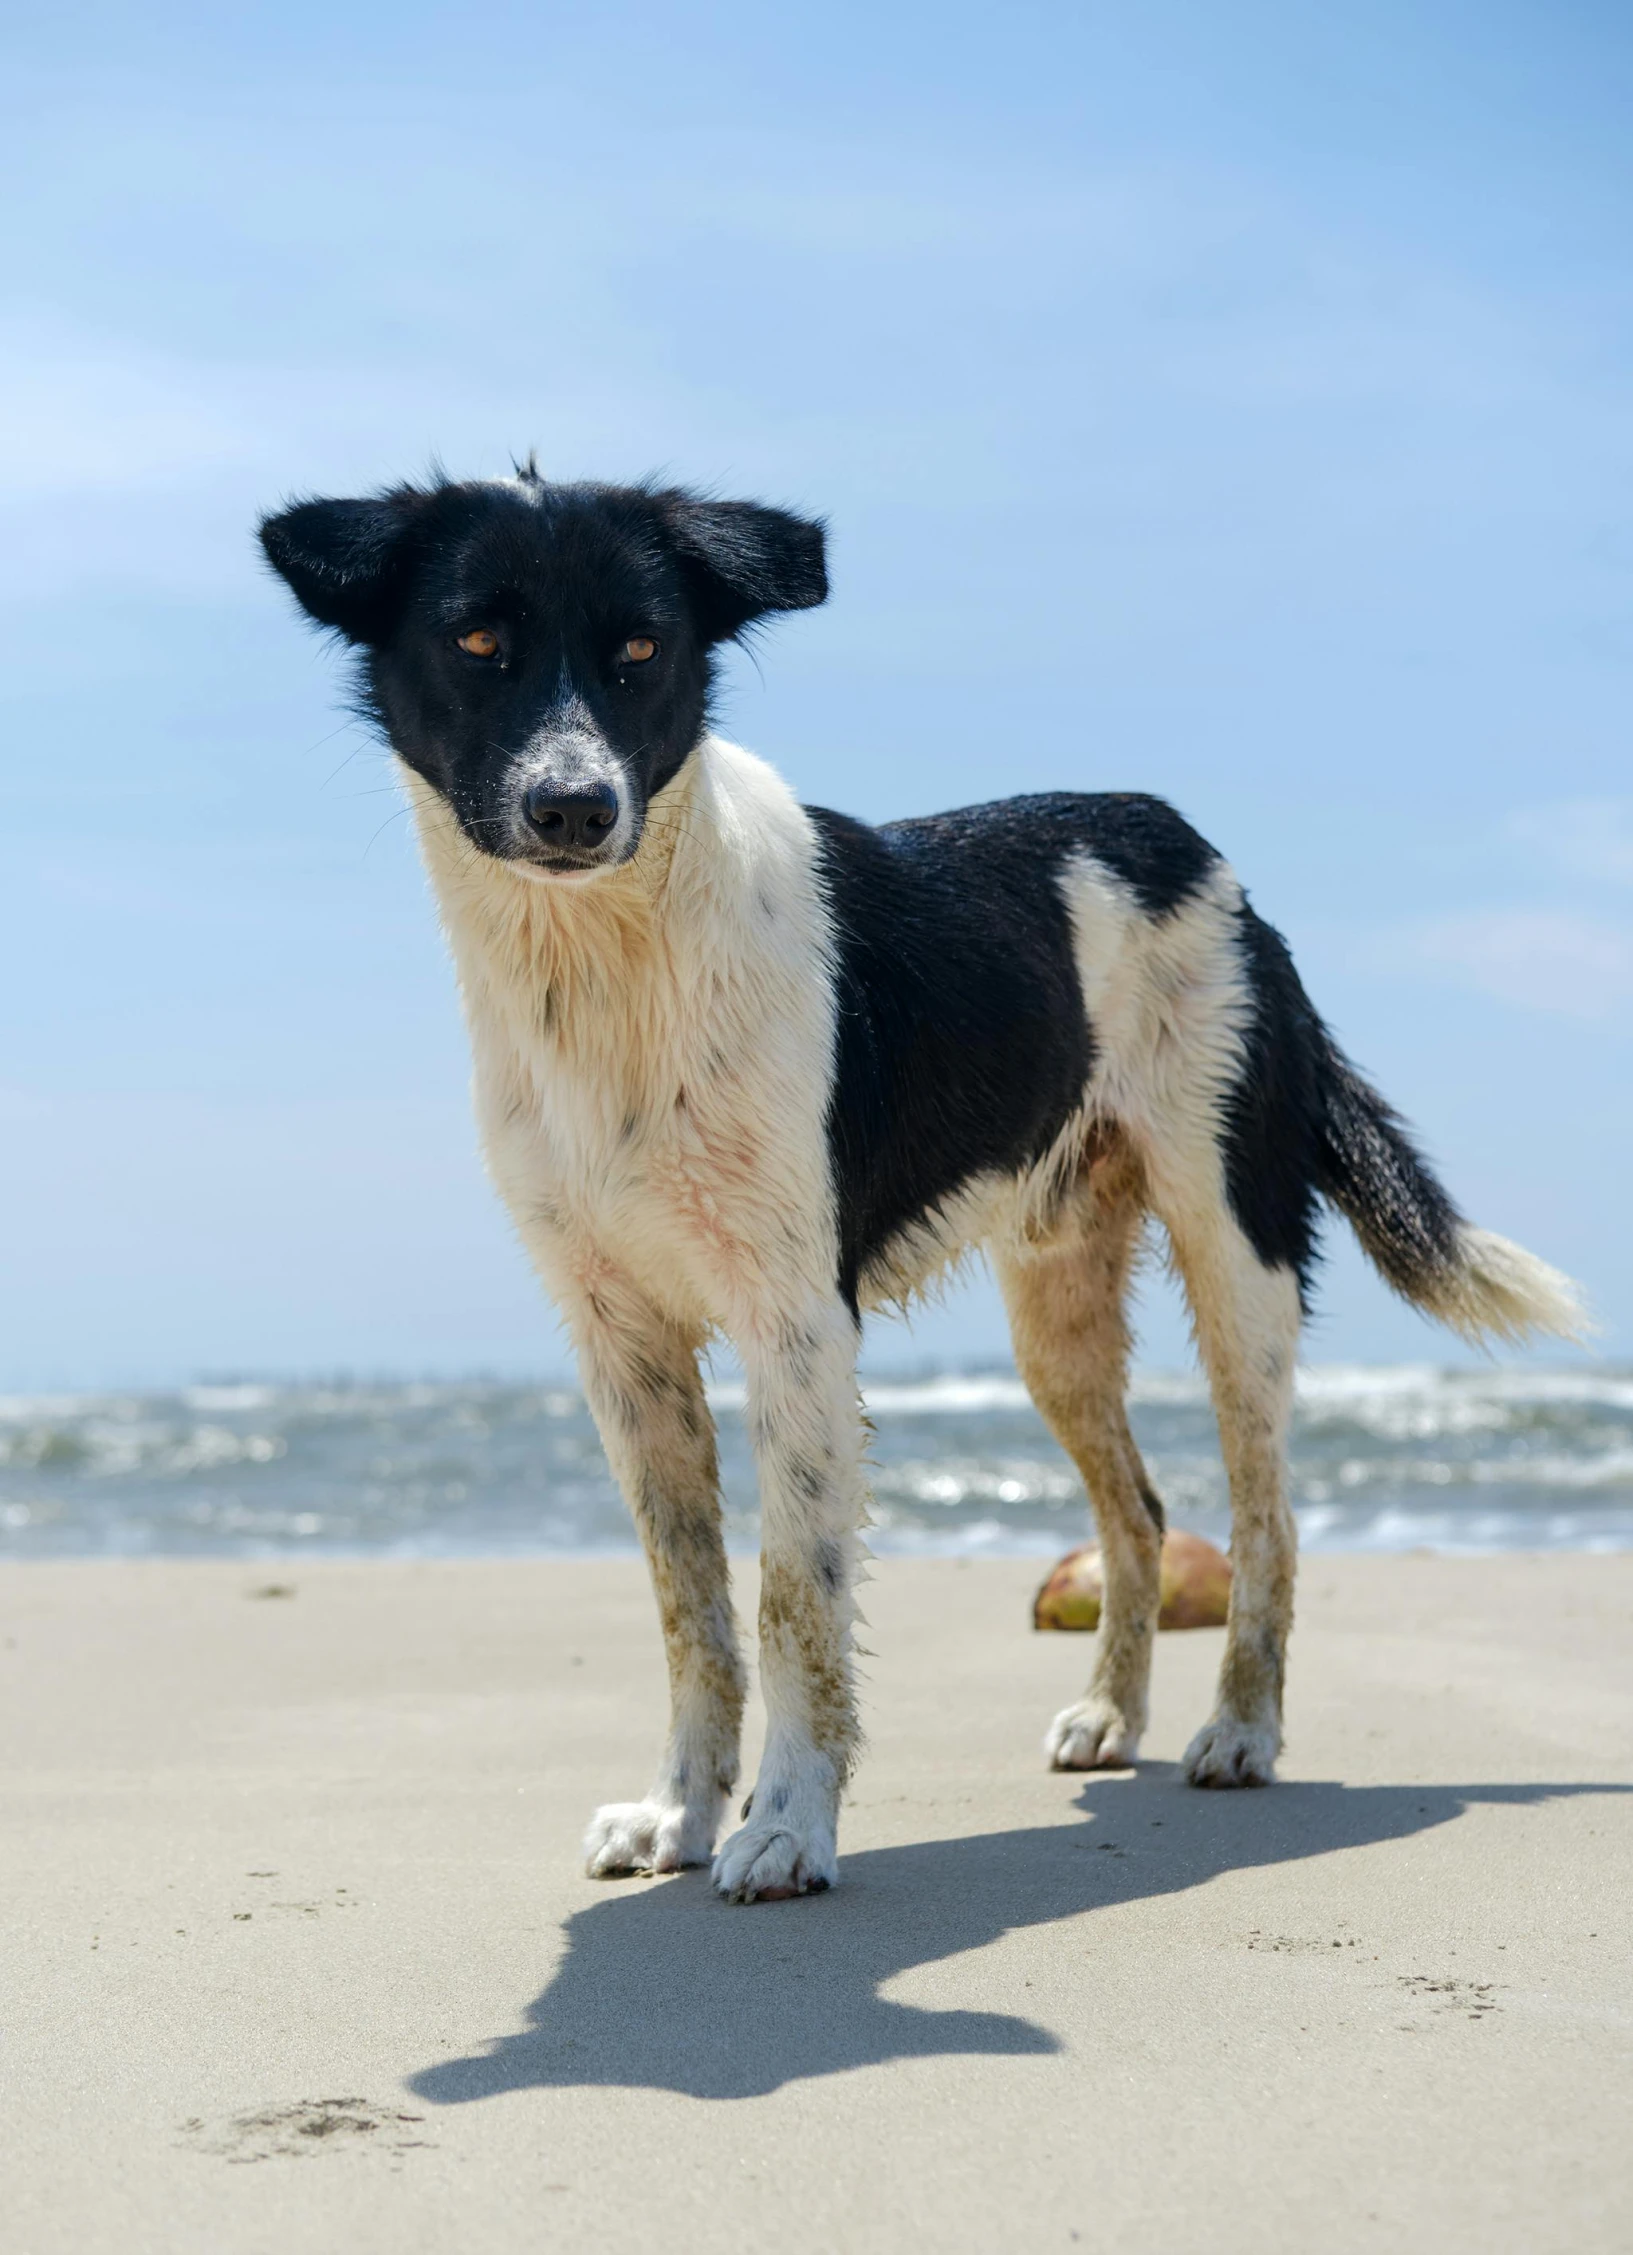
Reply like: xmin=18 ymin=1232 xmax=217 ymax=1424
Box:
xmin=457 ymin=627 xmax=500 ymax=659
xmin=621 ymin=635 xmax=658 ymax=664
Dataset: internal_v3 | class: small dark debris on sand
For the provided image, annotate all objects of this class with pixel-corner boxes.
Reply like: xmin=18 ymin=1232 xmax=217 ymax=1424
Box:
xmin=1398 ymin=1974 xmax=1501 ymax=2017
xmin=181 ymin=2097 xmax=432 ymax=2164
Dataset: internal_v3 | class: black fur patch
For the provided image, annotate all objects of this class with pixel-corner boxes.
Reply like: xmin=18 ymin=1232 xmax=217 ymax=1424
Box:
xmin=810 ymin=793 xmax=1217 ymax=1307
xmin=813 ymin=1536 xmax=846 ymax=1595
xmin=1222 ymin=905 xmax=1466 ymax=1303
xmin=1220 ymin=906 xmax=1329 ymax=1294
xmin=1313 ymin=1041 xmax=1463 ymax=1299
xmin=1135 ymin=1464 xmax=1167 ymax=1535
xmin=1034 ymin=791 xmax=1220 ymax=917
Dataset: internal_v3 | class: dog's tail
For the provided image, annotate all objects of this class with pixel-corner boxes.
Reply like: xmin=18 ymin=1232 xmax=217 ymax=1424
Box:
xmin=1313 ymin=1042 xmax=1588 ymax=1347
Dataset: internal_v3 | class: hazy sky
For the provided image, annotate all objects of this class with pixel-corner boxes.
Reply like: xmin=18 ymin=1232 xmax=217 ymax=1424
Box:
xmin=2 ymin=2 xmax=1629 ymax=1387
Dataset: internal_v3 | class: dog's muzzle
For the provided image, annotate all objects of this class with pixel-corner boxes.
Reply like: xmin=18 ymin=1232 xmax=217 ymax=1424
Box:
xmin=503 ymin=711 xmax=633 ymax=874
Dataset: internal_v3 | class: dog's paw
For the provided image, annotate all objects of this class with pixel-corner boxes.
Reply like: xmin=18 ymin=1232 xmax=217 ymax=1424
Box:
xmin=583 ymin=1800 xmax=713 ymax=1879
xmin=710 ymin=1817 xmax=837 ymax=1904
xmin=1045 ymin=1698 xmax=1142 ymax=1771
xmin=1182 ymin=1715 xmax=1280 ymax=1788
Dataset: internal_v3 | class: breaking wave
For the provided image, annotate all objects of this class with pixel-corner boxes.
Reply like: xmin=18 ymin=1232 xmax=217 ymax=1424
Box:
xmin=2 ymin=1362 xmax=1629 ymax=1559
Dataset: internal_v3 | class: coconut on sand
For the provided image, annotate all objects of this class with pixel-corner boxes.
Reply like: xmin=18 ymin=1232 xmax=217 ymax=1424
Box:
xmin=1033 ymin=1528 xmax=1231 ymax=1631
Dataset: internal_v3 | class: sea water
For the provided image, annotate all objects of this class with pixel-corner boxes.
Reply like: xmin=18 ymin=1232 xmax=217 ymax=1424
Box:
xmin=2 ymin=1362 xmax=1630 ymax=1560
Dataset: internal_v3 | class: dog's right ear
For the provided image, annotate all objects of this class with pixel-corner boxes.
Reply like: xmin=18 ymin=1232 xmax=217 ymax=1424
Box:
xmin=257 ymin=490 xmax=428 ymax=644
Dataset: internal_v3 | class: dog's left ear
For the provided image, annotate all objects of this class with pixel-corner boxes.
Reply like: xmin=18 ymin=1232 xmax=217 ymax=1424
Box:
xmin=657 ymin=495 xmax=828 ymax=644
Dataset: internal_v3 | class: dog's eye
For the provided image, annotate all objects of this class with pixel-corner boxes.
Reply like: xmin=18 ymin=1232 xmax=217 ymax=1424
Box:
xmin=620 ymin=635 xmax=658 ymax=665
xmin=457 ymin=628 xmax=500 ymax=659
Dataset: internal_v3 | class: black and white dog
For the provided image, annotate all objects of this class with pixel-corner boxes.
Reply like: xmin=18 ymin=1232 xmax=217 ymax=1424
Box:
xmin=260 ymin=467 xmax=1583 ymax=1903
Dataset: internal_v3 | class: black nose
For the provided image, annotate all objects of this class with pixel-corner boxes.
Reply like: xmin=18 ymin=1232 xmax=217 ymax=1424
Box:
xmin=521 ymin=781 xmax=620 ymax=852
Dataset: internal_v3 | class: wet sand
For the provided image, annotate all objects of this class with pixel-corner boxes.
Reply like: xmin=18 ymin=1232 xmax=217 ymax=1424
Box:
xmin=5 ymin=1553 xmax=1631 ymax=2253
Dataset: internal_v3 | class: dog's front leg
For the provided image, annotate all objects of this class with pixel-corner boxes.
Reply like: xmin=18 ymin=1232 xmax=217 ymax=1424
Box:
xmin=570 ymin=1285 xmax=746 ymax=1878
xmin=712 ymin=1300 xmax=866 ymax=1903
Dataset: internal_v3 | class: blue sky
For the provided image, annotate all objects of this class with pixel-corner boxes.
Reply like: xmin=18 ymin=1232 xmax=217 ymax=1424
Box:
xmin=1 ymin=1 xmax=1629 ymax=1386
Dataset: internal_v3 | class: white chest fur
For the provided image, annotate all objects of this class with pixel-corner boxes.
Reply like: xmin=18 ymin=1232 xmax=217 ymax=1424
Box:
xmin=408 ymin=739 xmax=842 ymax=1336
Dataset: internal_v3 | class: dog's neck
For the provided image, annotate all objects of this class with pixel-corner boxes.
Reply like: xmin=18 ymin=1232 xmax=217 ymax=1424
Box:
xmin=410 ymin=737 xmax=705 ymax=963
xmin=405 ymin=736 xmax=803 ymax=1071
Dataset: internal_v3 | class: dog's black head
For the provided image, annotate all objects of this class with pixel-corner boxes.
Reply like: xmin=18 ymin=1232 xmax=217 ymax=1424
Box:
xmin=259 ymin=470 xmax=827 ymax=878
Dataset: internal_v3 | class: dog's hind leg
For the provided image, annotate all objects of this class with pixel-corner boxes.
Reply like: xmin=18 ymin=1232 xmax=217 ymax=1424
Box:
xmin=1147 ymin=1172 xmax=1302 ymax=1788
xmin=568 ymin=1278 xmax=746 ymax=1877
xmin=997 ymin=1139 xmax=1165 ymax=1770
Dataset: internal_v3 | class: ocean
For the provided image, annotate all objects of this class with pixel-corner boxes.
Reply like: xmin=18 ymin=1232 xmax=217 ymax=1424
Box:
xmin=2 ymin=1362 xmax=1631 ymax=1561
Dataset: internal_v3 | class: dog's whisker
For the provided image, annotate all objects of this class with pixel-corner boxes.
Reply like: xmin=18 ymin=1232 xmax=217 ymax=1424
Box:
xmin=360 ymin=806 xmax=412 ymax=859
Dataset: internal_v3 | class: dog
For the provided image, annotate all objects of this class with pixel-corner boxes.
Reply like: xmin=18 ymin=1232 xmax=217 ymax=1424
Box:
xmin=260 ymin=465 xmax=1584 ymax=1903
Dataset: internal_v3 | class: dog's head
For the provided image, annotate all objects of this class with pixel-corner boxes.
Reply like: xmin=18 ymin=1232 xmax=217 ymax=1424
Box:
xmin=259 ymin=470 xmax=826 ymax=880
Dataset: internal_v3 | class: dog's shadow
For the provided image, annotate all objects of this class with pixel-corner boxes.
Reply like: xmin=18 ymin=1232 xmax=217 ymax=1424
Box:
xmin=408 ymin=1769 xmax=1626 ymax=2102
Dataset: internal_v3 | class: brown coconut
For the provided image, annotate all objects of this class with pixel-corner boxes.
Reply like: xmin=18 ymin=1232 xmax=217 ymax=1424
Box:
xmin=1032 ymin=1528 xmax=1231 ymax=1632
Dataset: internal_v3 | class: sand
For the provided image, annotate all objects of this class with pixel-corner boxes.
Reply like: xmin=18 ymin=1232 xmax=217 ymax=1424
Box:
xmin=4 ymin=1552 xmax=1630 ymax=2254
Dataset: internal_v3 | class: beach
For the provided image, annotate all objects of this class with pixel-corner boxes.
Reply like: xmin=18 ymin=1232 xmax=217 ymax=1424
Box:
xmin=5 ymin=1552 xmax=1630 ymax=2253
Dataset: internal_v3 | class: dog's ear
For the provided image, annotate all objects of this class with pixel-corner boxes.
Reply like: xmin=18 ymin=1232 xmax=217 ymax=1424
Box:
xmin=657 ymin=495 xmax=828 ymax=644
xmin=257 ymin=489 xmax=429 ymax=644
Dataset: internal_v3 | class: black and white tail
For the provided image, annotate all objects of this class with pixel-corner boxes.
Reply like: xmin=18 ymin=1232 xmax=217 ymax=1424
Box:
xmin=1314 ymin=1044 xmax=1587 ymax=1347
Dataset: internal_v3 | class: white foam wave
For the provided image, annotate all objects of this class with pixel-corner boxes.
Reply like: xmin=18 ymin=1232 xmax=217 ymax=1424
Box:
xmin=708 ymin=1373 xmax=1041 ymax=1416
xmin=1292 ymin=1362 xmax=1633 ymax=1417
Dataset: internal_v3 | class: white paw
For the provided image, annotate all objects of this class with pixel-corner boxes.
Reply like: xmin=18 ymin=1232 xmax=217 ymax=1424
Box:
xmin=1182 ymin=1715 xmax=1280 ymax=1788
xmin=710 ymin=1816 xmax=837 ymax=1903
xmin=1045 ymin=1698 xmax=1142 ymax=1771
xmin=583 ymin=1799 xmax=714 ymax=1879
